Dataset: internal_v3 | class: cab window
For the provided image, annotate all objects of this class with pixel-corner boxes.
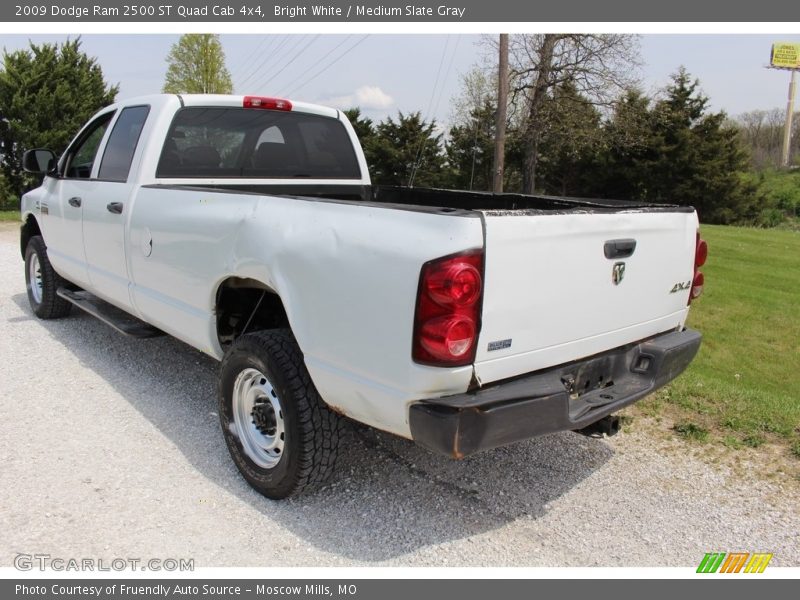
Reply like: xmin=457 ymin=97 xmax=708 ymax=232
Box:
xmin=98 ymin=106 xmax=151 ymax=182
xmin=63 ymin=112 xmax=114 ymax=179
xmin=156 ymin=107 xmax=361 ymax=179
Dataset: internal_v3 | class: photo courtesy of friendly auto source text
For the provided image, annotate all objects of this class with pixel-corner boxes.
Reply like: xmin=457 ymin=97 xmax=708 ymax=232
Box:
xmin=0 ymin=0 xmax=798 ymax=595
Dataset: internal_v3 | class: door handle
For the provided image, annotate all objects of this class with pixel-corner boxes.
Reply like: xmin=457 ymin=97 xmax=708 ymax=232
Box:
xmin=68 ymin=197 xmax=82 ymax=208
xmin=107 ymin=202 xmax=123 ymax=215
xmin=604 ymin=238 xmax=637 ymax=259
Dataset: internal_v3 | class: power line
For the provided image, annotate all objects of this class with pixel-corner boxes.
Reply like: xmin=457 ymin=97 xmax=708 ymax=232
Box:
xmin=278 ymin=35 xmax=352 ymax=96
xmin=233 ymin=35 xmax=283 ymax=89
xmin=250 ymin=35 xmax=316 ymax=89
xmin=431 ymin=35 xmax=461 ymax=128
xmin=237 ymin=35 xmax=293 ymax=91
xmin=408 ymin=37 xmax=451 ymax=186
xmin=257 ymin=35 xmax=321 ymax=91
xmin=284 ymin=35 xmax=370 ymax=99
xmin=409 ymin=36 xmax=460 ymax=187
xmin=229 ymin=35 xmax=272 ymax=84
xmin=247 ymin=35 xmax=310 ymax=93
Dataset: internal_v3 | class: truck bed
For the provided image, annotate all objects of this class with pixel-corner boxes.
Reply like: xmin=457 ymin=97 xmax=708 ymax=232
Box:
xmin=148 ymin=183 xmax=695 ymax=215
xmin=370 ymin=186 xmax=693 ymax=214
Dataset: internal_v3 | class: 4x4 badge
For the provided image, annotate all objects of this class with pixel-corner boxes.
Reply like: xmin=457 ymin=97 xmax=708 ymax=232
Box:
xmin=670 ymin=280 xmax=692 ymax=293
xmin=612 ymin=262 xmax=626 ymax=285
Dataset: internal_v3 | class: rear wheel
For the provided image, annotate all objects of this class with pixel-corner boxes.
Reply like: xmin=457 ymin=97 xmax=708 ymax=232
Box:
xmin=218 ymin=329 xmax=342 ymax=499
xmin=24 ymin=235 xmax=72 ymax=319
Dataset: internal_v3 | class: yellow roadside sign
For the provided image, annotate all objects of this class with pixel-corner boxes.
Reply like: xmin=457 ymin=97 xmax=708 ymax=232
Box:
xmin=771 ymin=42 xmax=800 ymax=69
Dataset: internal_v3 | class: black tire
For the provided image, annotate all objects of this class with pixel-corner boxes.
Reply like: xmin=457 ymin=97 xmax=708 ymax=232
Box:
xmin=218 ymin=329 xmax=342 ymax=499
xmin=24 ymin=235 xmax=72 ymax=320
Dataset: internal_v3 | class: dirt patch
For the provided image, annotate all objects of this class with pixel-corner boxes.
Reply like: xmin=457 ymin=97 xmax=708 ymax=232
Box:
xmin=619 ymin=404 xmax=800 ymax=493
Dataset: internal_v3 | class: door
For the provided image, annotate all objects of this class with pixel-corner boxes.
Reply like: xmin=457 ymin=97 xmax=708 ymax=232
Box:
xmin=43 ymin=112 xmax=114 ymax=288
xmin=81 ymin=105 xmax=151 ymax=310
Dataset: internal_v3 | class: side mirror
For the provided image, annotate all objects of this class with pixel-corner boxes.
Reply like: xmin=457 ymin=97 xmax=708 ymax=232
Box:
xmin=22 ymin=149 xmax=57 ymax=175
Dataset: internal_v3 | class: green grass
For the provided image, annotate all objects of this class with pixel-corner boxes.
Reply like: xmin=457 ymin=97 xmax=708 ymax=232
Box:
xmin=652 ymin=225 xmax=800 ymax=457
xmin=0 ymin=210 xmax=20 ymax=222
xmin=672 ymin=422 xmax=710 ymax=442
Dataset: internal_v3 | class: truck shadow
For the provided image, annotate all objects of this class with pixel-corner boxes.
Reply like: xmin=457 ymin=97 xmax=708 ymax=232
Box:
xmin=12 ymin=294 xmax=614 ymax=563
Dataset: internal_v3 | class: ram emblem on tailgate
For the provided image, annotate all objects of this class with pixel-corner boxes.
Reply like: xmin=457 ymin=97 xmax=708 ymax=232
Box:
xmin=612 ymin=262 xmax=626 ymax=285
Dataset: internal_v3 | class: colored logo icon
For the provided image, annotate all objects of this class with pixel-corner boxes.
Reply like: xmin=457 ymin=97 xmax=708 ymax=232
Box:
xmin=697 ymin=552 xmax=773 ymax=573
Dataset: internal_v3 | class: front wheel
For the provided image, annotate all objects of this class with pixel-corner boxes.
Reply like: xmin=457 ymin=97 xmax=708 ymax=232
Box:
xmin=24 ymin=235 xmax=72 ymax=319
xmin=218 ymin=329 xmax=342 ymax=499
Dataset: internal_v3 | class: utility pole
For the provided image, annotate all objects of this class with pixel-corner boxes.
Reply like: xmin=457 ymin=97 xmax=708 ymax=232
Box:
xmin=769 ymin=42 xmax=799 ymax=167
xmin=781 ymin=70 xmax=797 ymax=167
xmin=492 ymin=33 xmax=509 ymax=192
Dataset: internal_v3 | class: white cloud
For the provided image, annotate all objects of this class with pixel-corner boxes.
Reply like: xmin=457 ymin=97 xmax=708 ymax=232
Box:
xmin=354 ymin=85 xmax=395 ymax=109
xmin=323 ymin=85 xmax=394 ymax=110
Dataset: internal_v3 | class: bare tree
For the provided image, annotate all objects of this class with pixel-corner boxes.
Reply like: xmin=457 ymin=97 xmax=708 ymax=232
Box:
xmin=736 ymin=108 xmax=798 ymax=168
xmin=508 ymin=34 xmax=640 ymax=193
xmin=449 ymin=67 xmax=495 ymax=126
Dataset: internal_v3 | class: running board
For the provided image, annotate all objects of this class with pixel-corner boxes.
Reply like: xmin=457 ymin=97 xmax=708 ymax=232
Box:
xmin=56 ymin=288 xmax=164 ymax=339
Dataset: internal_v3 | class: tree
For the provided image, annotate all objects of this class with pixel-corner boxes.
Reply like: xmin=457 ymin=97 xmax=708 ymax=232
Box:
xmin=446 ymin=98 xmax=497 ymax=191
xmin=0 ymin=171 xmax=17 ymax=210
xmin=163 ymin=34 xmax=232 ymax=94
xmin=601 ymin=69 xmax=757 ymax=224
xmin=508 ymin=34 xmax=640 ymax=193
xmin=649 ymin=69 xmax=756 ymax=223
xmin=367 ymin=112 xmax=447 ymax=187
xmin=596 ymin=89 xmax=657 ymax=199
xmin=343 ymin=107 xmax=382 ymax=180
xmin=343 ymin=107 xmax=375 ymax=144
xmin=0 ymin=39 xmax=118 ymax=198
xmin=343 ymin=107 xmax=374 ymax=163
xmin=536 ymin=82 xmax=604 ymax=196
xmin=736 ymin=108 xmax=798 ymax=169
xmin=450 ymin=67 xmax=496 ymax=127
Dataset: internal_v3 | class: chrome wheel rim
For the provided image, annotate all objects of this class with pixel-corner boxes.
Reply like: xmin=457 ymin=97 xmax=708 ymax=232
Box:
xmin=232 ymin=368 xmax=285 ymax=469
xmin=28 ymin=253 xmax=43 ymax=305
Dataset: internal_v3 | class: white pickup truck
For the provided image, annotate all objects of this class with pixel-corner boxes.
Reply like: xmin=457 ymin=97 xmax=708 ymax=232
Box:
xmin=20 ymin=94 xmax=705 ymax=498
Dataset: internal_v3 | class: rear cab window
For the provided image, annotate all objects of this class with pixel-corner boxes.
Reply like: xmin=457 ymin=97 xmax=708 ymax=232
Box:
xmin=98 ymin=105 xmax=151 ymax=182
xmin=155 ymin=107 xmax=361 ymax=179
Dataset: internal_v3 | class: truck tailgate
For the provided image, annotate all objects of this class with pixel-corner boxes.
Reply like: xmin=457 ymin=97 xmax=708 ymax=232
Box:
xmin=474 ymin=208 xmax=698 ymax=385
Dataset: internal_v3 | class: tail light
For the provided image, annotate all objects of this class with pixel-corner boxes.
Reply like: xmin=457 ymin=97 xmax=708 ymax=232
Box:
xmin=689 ymin=232 xmax=707 ymax=304
xmin=243 ymin=96 xmax=292 ymax=111
xmin=413 ymin=250 xmax=483 ymax=366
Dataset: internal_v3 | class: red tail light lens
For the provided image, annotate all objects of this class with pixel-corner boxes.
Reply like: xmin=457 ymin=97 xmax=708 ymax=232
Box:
xmin=695 ymin=238 xmax=708 ymax=268
xmin=243 ymin=96 xmax=292 ymax=111
xmin=413 ymin=250 xmax=483 ymax=366
xmin=426 ymin=263 xmax=482 ymax=306
xmin=689 ymin=231 xmax=707 ymax=305
xmin=420 ymin=316 xmax=477 ymax=359
xmin=691 ymin=271 xmax=704 ymax=299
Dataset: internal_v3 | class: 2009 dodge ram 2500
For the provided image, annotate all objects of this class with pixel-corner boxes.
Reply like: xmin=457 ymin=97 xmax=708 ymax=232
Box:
xmin=20 ymin=94 xmax=705 ymax=498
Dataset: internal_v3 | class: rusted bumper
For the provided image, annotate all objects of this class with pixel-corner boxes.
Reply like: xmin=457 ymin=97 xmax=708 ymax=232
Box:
xmin=408 ymin=328 xmax=702 ymax=458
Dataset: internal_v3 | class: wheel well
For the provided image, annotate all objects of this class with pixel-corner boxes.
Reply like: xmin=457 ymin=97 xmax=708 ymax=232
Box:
xmin=20 ymin=215 xmax=41 ymax=259
xmin=215 ymin=278 xmax=290 ymax=349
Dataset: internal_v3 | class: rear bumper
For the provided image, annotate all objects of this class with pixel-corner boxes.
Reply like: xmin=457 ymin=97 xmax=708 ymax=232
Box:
xmin=408 ymin=328 xmax=701 ymax=458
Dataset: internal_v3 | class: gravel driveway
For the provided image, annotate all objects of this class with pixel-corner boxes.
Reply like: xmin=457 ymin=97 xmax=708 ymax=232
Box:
xmin=1 ymin=223 xmax=798 ymax=567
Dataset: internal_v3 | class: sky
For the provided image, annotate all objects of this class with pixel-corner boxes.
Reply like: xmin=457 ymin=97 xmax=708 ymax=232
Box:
xmin=1 ymin=33 xmax=798 ymax=128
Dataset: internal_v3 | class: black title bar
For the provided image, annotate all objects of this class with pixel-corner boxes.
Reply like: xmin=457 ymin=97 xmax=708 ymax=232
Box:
xmin=3 ymin=579 xmax=797 ymax=600
xmin=3 ymin=0 xmax=800 ymax=22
